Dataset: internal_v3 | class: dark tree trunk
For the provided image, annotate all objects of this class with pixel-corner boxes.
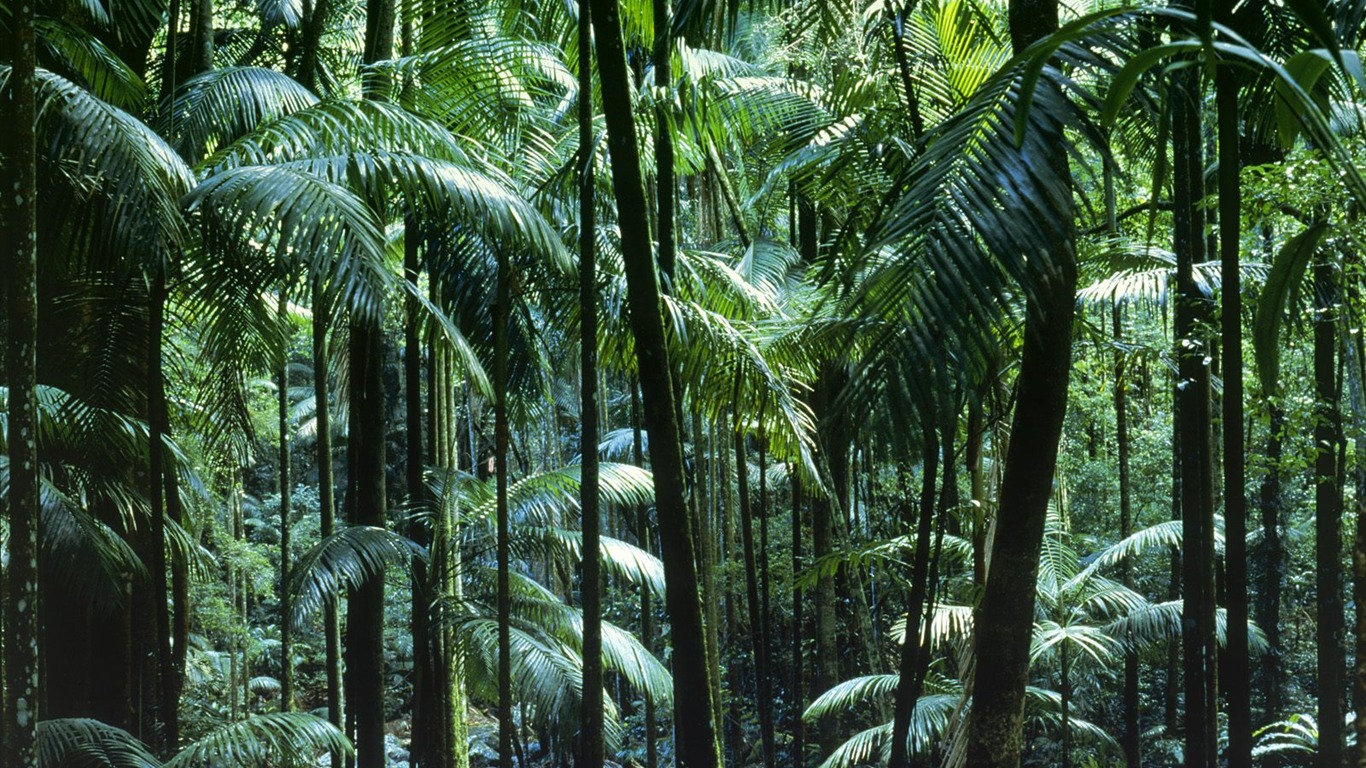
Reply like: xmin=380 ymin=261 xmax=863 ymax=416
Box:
xmin=578 ymin=8 xmax=605 ymax=759
xmin=1173 ymin=59 xmax=1218 ymax=768
xmin=297 ymin=0 xmax=330 ymax=92
xmin=811 ymin=368 xmax=843 ymax=756
xmin=2 ymin=2 xmax=39 ymax=759
xmin=495 ymin=243 xmax=514 ymax=766
xmin=791 ymin=470 xmax=806 ymax=768
xmin=1112 ymin=303 xmax=1141 ymax=768
xmin=1314 ymin=252 xmax=1344 ymax=768
xmin=736 ymin=424 xmax=774 ymax=768
xmin=964 ymin=0 xmax=1075 ymax=763
xmin=147 ymin=273 xmax=179 ymax=755
xmin=188 ymin=0 xmax=213 ymax=74
xmin=1258 ymin=400 xmax=1284 ymax=722
xmin=279 ymin=286 xmax=295 ymax=713
xmin=757 ymin=409 xmax=776 ymax=766
xmin=889 ymin=430 xmax=939 ymax=768
xmin=404 ymin=221 xmax=438 ymax=768
xmin=631 ymin=383 xmax=658 ymax=768
xmin=312 ymin=282 xmax=345 ymax=761
xmin=1216 ymin=55 xmax=1252 ymax=767
xmin=350 ymin=5 xmax=392 ymax=763
xmin=587 ymin=1 xmax=720 ymax=763
xmin=347 ymin=319 xmax=387 ymax=768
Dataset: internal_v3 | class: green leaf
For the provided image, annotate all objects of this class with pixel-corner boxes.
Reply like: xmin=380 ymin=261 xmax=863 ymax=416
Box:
xmin=1277 ymin=50 xmax=1334 ymax=147
xmin=1253 ymin=223 xmax=1328 ymax=394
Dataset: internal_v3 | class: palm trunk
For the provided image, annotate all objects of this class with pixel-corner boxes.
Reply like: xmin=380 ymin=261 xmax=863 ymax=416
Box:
xmin=757 ymin=408 xmax=775 ymax=766
xmin=495 ymin=241 xmax=514 ymax=765
xmin=1174 ymin=60 xmax=1218 ymax=768
xmin=147 ymin=273 xmax=179 ymax=755
xmin=964 ymin=0 xmax=1075 ymax=762
xmin=791 ymin=471 xmax=806 ymax=768
xmin=1112 ymin=303 xmax=1141 ymax=767
xmin=1060 ymin=643 xmax=1071 ymax=768
xmin=1315 ymin=252 xmax=1345 ymax=768
xmin=1216 ymin=58 xmax=1252 ymax=767
xmin=279 ymin=287 xmax=295 ymax=712
xmin=312 ymin=281 xmax=344 ymax=752
xmin=1104 ymin=164 xmax=1142 ymax=768
xmin=890 ymin=430 xmax=939 ymax=768
xmin=2 ymin=1 xmax=40 ymax=758
xmin=404 ymin=221 xmax=438 ymax=768
xmin=630 ymin=382 xmax=658 ymax=768
xmin=578 ymin=7 xmax=605 ymax=757
xmin=351 ymin=5 xmax=392 ymax=763
xmin=588 ymin=1 xmax=720 ymax=762
xmin=188 ymin=0 xmax=213 ymax=74
xmin=1347 ymin=331 xmax=1366 ymax=768
xmin=1258 ymin=399 xmax=1284 ymax=722
xmin=736 ymin=422 xmax=774 ymax=768
xmin=347 ymin=318 xmax=388 ymax=768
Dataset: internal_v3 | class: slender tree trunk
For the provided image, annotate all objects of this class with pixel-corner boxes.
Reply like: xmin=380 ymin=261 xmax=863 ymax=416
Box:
xmin=312 ymin=282 xmax=344 ymax=763
xmin=1216 ymin=55 xmax=1252 ymax=767
xmin=811 ymin=369 xmax=842 ymax=756
xmin=588 ymin=2 xmax=720 ymax=763
xmin=1174 ymin=57 xmax=1218 ymax=768
xmin=347 ymin=318 xmax=387 ymax=768
xmin=1347 ymin=331 xmax=1366 ymax=768
xmin=757 ymin=407 xmax=775 ymax=766
xmin=964 ymin=0 xmax=1075 ymax=763
xmin=2 ymin=2 xmax=39 ymax=759
xmin=1259 ymin=399 xmax=1284 ymax=722
xmin=791 ymin=471 xmax=806 ymax=768
xmin=428 ymin=276 xmax=468 ymax=768
xmin=351 ymin=4 xmax=392 ymax=763
xmin=1315 ymin=252 xmax=1344 ymax=768
xmin=1060 ymin=643 xmax=1071 ymax=768
xmin=578 ymin=8 xmax=606 ymax=757
xmin=652 ymin=0 xmax=675 ymax=284
xmin=147 ymin=273 xmax=178 ymax=755
xmin=495 ymin=240 xmax=514 ymax=765
xmin=279 ymin=287 xmax=295 ymax=712
xmin=630 ymin=382 xmax=658 ymax=768
xmin=890 ymin=430 xmax=939 ymax=768
xmin=1112 ymin=304 xmax=1141 ymax=767
xmin=404 ymin=221 xmax=438 ymax=768
xmin=736 ymin=422 xmax=774 ymax=768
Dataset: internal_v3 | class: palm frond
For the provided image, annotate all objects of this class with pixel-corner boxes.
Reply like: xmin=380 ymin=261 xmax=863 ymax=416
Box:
xmin=163 ymin=713 xmax=352 ymax=768
xmin=35 ymin=19 xmax=147 ymax=110
xmin=183 ymin=164 xmax=391 ymax=321
xmin=162 ymin=67 xmax=319 ymax=161
xmin=289 ymin=525 xmax=424 ymax=629
xmin=36 ymin=718 xmax=160 ymax=768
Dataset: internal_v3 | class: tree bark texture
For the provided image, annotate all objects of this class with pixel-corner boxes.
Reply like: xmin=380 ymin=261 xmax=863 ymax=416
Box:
xmin=1314 ymin=253 xmax=1344 ymax=768
xmin=3 ymin=3 xmax=40 ymax=760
